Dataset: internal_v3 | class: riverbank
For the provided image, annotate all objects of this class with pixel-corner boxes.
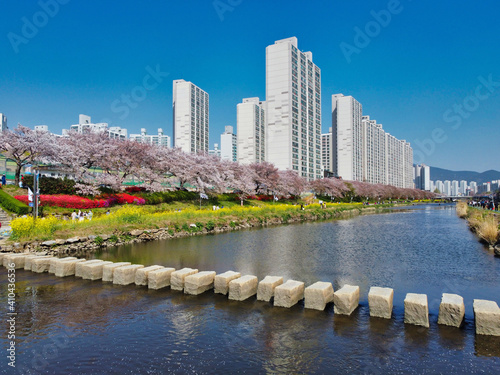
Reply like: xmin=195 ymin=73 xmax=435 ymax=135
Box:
xmin=0 ymin=202 xmax=399 ymax=256
xmin=457 ymin=201 xmax=500 ymax=252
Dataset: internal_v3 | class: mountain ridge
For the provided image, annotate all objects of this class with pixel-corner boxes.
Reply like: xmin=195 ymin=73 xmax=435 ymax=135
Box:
xmin=430 ymin=166 xmax=500 ymax=184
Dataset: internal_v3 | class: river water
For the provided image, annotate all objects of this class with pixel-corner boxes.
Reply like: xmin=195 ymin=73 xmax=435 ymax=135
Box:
xmin=1 ymin=204 xmax=500 ymax=374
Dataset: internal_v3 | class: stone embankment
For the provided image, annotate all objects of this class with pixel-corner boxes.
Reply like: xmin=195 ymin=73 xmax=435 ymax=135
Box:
xmin=1 ymin=251 xmax=499 ymax=336
xmin=0 ymin=207 xmax=378 ymax=257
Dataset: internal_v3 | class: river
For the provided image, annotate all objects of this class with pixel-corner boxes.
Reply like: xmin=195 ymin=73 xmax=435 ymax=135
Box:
xmin=1 ymin=204 xmax=499 ymax=374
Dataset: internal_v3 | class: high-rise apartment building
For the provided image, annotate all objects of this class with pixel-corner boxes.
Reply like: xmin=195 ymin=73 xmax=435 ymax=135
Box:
xmin=451 ymin=180 xmax=459 ymax=196
xmin=173 ymin=79 xmax=209 ymax=153
xmin=0 ymin=113 xmax=7 ymax=132
xmin=321 ymin=128 xmax=332 ymax=174
xmin=330 ymin=95 xmax=413 ymax=188
xmin=414 ymin=164 xmax=431 ymax=190
xmin=435 ymin=180 xmax=444 ymax=194
xmin=331 ymin=94 xmax=363 ymax=181
xmin=129 ymin=128 xmax=171 ymax=148
xmin=265 ymin=37 xmax=322 ymax=181
xmin=443 ymin=180 xmax=452 ymax=196
xmin=220 ymin=126 xmax=237 ymax=162
xmin=459 ymin=180 xmax=468 ymax=195
xmin=362 ymin=116 xmax=386 ymax=184
xmin=469 ymin=181 xmax=477 ymax=195
xmin=236 ymin=97 xmax=266 ymax=164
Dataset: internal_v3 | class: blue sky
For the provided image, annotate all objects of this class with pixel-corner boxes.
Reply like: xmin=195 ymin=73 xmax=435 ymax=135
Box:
xmin=1 ymin=0 xmax=499 ymax=172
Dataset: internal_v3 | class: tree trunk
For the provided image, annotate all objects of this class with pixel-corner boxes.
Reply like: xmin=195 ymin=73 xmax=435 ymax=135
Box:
xmin=14 ymin=164 xmax=22 ymax=186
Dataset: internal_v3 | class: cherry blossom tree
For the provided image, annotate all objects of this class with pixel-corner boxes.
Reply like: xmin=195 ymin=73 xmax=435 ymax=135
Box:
xmin=0 ymin=124 xmax=55 ymax=185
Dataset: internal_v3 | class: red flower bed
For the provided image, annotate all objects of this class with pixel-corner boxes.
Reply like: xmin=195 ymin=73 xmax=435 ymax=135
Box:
xmin=15 ymin=195 xmax=108 ymax=209
xmin=15 ymin=193 xmax=146 ymax=209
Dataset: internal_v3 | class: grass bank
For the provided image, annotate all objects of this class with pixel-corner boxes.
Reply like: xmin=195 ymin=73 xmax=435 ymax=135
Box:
xmin=456 ymin=201 xmax=500 ymax=246
xmin=9 ymin=201 xmax=395 ymax=242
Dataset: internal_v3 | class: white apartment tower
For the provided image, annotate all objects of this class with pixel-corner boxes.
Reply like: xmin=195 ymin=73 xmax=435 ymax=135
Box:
xmin=129 ymin=128 xmax=171 ymax=148
xmin=65 ymin=114 xmax=127 ymax=140
xmin=220 ymin=126 xmax=237 ymax=162
xmin=331 ymin=94 xmax=363 ymax=181
xmin=414 ymin=164 xmax=431 ymax=190
xmin=0 ymin=113 xmax=7 ymax=132
xmin=237 ymin=97 xmax=266 ymax=164
xmin=362 ymin=116 xmax=386 ymax=184
xmin=173 ymin=79 xmax=209 ymax=153
xmin=321 ymin=128 xmax=332 ymax=174
xmin=265 ymin=37 xmax=322 ymax=181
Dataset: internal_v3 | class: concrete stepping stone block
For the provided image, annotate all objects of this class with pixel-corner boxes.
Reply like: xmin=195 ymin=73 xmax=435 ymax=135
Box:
xmin=32 ymin=257 xmax=56 ymax=273
xmin=333 ymin=285 xmax=360 ymax=315
xmin=5 ymin=254 xmax=30 ymax=269
xmin=185 ymin=271 xmax=216 ymax=295
xmin=135 ymin=265 xmax=164 ymax=285
xmin=171 ymin=268 xmax=199 ymax=291
xmin=368 ymin=286 xmax=394 ymax=319
xmin=257 ymin=276 xmax=283 ymax=302
xmin=113 ymin=265 xmax=144 ymax=285
xmin=3 ymin=253 xmax=29 ymax=268
xmin=55 ymin=259 xmax=86 ymax=277
xmin=214 ymin=271 xmax=241 ymax=295
xmin=148 ymin=267 xmax=176 ymax=290
xmin=274 ymin=280 xmax=305 ymax=308
xmin=304 ymin=281 xmax=334 ymax=310
xmin=473 ymin=299 xmax=500 ymax=336
xmin=102 ymin=262 xmax=132 ymax=282
xmin=404 ymin=293 xmax=429 ymax=328
xmin=0 ymin=253 xmax=14 ymax=265
xmin=75 ymin=260 xmax=104 ymax=278
xmin=49 ymin=257 xmax=76 ymax=274
xmin=228 ymin=275 xmax=258 ymax=301
xmin=82 ymin=261 xmax=113 ymax=280
xmin=438 ymin=293 xmax=465 ymax=327
xmin=24 ymin=255 xmax=51 ymax=271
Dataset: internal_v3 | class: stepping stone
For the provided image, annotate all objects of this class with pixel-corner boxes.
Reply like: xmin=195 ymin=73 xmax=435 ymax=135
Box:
xmin=102 ymin=262 xmax=131 ymax=282
xmin=304 ymin=281 xmax=334 ymax=311
xmin=171 ymin=268 xmax=199 ymax=291
xmin=438 ymin=293 xmax=465 ymax=327
xmin=32 ymin=257 xmax=56 ymax=273
xmin=333 ymin=285 xmax=360 ymax=316
xmin=257 ymin=276 xmax=283 ymax=302
xmin=404 ymin=293 xmax=429 ymax=328
xmin=5 ymin=254 xmax=29 ymax=269
xmin=49 ymin=257 xmax=76 ymax=274
xmin=24 ymin=255 xmax=51 ymax=271
xmin=274 ymin=280 xmax=305 ymax=308
xmin=228 ymin=275 xmax=258 ymax=301
xmin=82 ymin=261 xmax=113 ymax=280
xmin=185 ymin=271 xmax=216 ymax=295
xmin=148 ymin=267 xmax=176 ymax=290
xmin=75 ymin=260 xmax=103 ymax=278
xmin=368 ymin=286 xmax=394 ymax=319
xmin=473 ymin=299 xmax=500 ymax=336
xmin=135 ymin=265 xmax=164 ymax=286
xmin=55 ymin=259 xmax=86 ymax=277
xmin=3 ymin=253 xmax=29 ymax=268
xmin=214 ymin=271 xmax=241 ymax=295
xmin=113 ymin=265 xmax=144 ymax=285
xmin=0 ymin=253 xmax=14 ymax=265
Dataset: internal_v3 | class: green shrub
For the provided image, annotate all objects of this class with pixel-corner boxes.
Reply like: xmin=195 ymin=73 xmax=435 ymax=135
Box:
xmin=141 ymin=191 xmax=199 ymax=205
xmin=205 ymin=220 xmax=215 ymax=231
xmin=109 ymin=234 xmax=119 ymax=243
xmin=0 ymin=188 xmax=31 ymax=215
xmin=167 ymin=229 xmax=174 ymax=236
xmin=94 ymin=236 xmax=104 ymax=245
xmin=23 ymin=175 xmax=77 ymax=195
xmin=181 ymin=223 xmax=189 ymax=232
xmin=229 ymin=221 xmax=237 ymax=228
